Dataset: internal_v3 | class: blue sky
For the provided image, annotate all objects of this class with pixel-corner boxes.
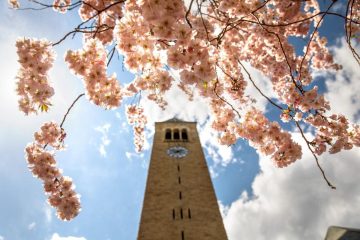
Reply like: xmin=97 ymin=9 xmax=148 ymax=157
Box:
xmin=0 ymin=1 xmax=360 ymax=240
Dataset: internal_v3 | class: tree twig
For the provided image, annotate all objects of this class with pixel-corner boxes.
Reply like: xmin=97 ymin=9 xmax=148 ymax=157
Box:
xmin=298 ymin=0 xmax=337 ymax=82
xmin=213 ymin=77 xmax=242 ymax=119
xmin=60 ymin=93 xmax=85 ymax=128
xmin=238 ymin=60 xmax=283 ymax=111
xmin=296 ymin=122 xmax=336 ymax=189
xmin=185 ymin=0 xmax=194 ymax=28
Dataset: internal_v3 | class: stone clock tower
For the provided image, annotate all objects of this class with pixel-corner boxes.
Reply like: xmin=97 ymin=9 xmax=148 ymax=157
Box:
xmin=137 ymin=118 xmax=228 ymax=240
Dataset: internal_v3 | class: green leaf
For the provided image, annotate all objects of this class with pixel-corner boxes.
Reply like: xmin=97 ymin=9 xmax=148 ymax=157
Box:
xmin=40 ymin=104 xmax=49 ymax=112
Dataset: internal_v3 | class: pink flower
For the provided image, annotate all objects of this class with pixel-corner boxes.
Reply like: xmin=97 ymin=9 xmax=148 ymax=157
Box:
xmin=65 ymin=39 xmax=122 ymax=109
xmin=280 ymin=111 xmax=291 ymax=123
xmin=294 ymin=112 xmax=303 ymax=121
xmin=126 ymin=105 xmax=147 ymax=152
xmin=25 ymin=124 xmax=81 ymax=221
xmin=8 ymin=0 xmax=19 ymax=8
xmin=15 ymin=38 xmax=56 ymax=114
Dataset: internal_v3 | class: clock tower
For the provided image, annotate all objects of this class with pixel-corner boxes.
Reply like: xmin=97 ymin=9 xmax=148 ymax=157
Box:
xmin=137 ymin=118 xmax=228 ymax=240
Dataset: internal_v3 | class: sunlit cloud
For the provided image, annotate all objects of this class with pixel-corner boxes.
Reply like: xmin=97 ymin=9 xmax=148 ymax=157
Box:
xmin=94 ymin=123 xmax=111 ymax=157
xmin=44 ymin=203 xmax=52 ymax=224
xmin=50 ymin=233 xmax=86 ymax=240
xmin=27 ymin=222 xmax=36 ymax=231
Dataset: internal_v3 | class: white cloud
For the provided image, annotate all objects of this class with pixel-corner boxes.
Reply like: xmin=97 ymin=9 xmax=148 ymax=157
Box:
xmin=325 ymin=39 xmax=360 ymax=122
xmin=199 ymin=121 xmax=234 ymax=168
xmin=223 ymin=139 xmax=360 ymax=240
xmin=141 ymin=81 xmax=210 ymax=124
xmin=125 ymin=151 xmax=144 ymax=161
xmin=27 ymin=222 xmax=36 ymax=230
xmin=209 ymin=166 xmax=219 ymax=178
xmin=0 ymin=235 xmax=4 ymax=240
xmin=44 ymin=203 xmax=52 ymax=224
xmin=50 ymin=233 xmax=86 ymax=240
xmin=95 ymin=123 xmax=111 ymax=157
xmin=219 ymin=201 xmax=230 ymax=219
xmin=222 ymin=40 xmax=360 ymax=240
xmin=331 ymin=1 xmax=346 ymax=12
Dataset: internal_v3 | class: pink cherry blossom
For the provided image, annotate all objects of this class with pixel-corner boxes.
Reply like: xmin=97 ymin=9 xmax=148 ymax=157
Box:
xmin=8 ymin=0 xmax=19 ymax=8
xmin=65 ymin=39 xmax=122 ymax=109
xmin=126 ymin=105 xmax=147 ymax=152
xmin=53 ymin=0 xmax=71 ymax=13
xmin=15 ymin=38 xmax=56 ymax=114
xmin=25 ymin=124 xmax=80 ymax=221
xmin=34 ymin=121 xmax=65 ymax=149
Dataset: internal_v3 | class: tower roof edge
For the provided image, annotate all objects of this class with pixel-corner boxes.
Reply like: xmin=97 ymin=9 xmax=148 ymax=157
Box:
xmin=157 ymin=117 xmax=196 ymax=123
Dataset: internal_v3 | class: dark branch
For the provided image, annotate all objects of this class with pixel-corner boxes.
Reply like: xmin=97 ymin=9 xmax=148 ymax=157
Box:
xmin=185 ymin=0 xmax=194 ymax=28
xmin=296 ymin=122 xmax=336 ymax=189
xmin=238 ymin=60 xmax=283 ymax=111
xmin=60 ymin=93 xmax=85 ymax=128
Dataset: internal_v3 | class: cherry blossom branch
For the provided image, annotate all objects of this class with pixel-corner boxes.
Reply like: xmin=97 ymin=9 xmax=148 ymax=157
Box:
xmin=43 ymin=93 xmax=84 ymax=148
xmin=185 ymin=0 xmax=194 ymax=28
xmin=251 ymin=0 xmax=270 ymax=14
xmin=196 ymin=0 xmax=210 ymax=41
xmin=250 ymin=13 xmax=305 ymax=95
xmin=51 ymin=25 xmax=113 ymax=46
xmin=50 ymin=0 xmax=124 ymax=46
xmin=17 ymin=0 xmax=81 ymax=11
xmin=230 ymin=12 xmax=358 ymax=28
xmin=107 ymin=43 xmax=117 ymax=66
xmin=216 ymin=62 xmax=241 ymax=86
xmin=238 ymin=60 xmax=283 ymax=111
xmin=60 ymin=93 xmax=85 ymax=128
xmin=345 ymin=0 xmax=360 ymax=66
xmin=295 ymin=121 xmax=336 ymax=189
xmin=213 ymin=81 xmax=241 ymax=118
xmin=213 ymin=77 xmax=242 ymax=119
xmin=298 ymin=0 xmax=337 ymax=82
xmin=202 ymin=10 xmax=357 ymax=44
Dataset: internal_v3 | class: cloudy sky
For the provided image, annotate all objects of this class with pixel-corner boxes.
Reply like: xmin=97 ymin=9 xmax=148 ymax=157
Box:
xmin=0 ymin=1 xmax=359 ymax=240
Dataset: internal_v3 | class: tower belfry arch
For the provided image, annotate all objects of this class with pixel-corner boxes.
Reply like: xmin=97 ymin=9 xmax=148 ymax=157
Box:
xmin=137 ymin=118 xmax=228 ymax=240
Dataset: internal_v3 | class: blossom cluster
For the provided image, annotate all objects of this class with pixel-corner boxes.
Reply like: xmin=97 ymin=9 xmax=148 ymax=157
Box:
xmin=306 ymin=114 xmax=360 ymax=155
xmin=346 ymin=0 xmax=360 ymax=43
xmin=8 ymin=0 xmax=19 ymax=8
xmin=65 ymin=39 xmax=122 ymax=109
xmin=25 ymin=122 xmax=80 ymax=221
xmin=126 ymin=105 xmax=147 ymax=152
xmin=34 ymin=121 xmax=66 ymax=149
xmin=15 ymin=38 xmax=56 ymax=114
xmin=53 ymin=0 xmax=71 ymax=13
xmin=237 ymin=108 xmax=302 ymax=168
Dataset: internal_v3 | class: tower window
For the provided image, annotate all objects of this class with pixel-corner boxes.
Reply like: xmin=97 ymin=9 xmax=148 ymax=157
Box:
xmin=165 ymin=129 xmax=172 ymax=140
xmin=181 ymin=129 xmax=188 ymax=141
xmin=180 ymin=208 xmax=183 ymax=219
xmin=181 ymin=231 xmax=185 ymax=240
xmin=188 ymin=208 xmax=191 ymax=219
xmin=172 ymin=209 xmax=175 ymax=220
xmin=179 ymin=191 xmax=182 ymax=200
xmin=173 ymin=129 xmax=180 ymax=140
xmin=177 ymin=165 xmax=180 ymax=172
xmin=178 ymin=176 xmax=181 ymax=184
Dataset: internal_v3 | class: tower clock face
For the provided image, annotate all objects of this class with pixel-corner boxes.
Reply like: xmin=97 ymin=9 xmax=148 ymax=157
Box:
xmin=167 ymin=146 xmax=188 ymax=158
